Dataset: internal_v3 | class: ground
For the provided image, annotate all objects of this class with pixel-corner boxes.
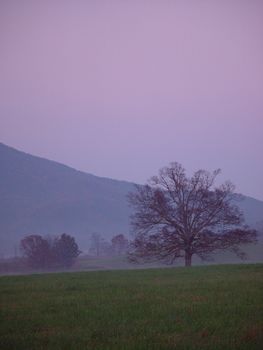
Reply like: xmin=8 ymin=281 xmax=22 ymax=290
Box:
xmin=1 ymin=264 xmax=263 ymax=349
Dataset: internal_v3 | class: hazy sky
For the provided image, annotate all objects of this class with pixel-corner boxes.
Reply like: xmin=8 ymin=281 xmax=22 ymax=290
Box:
xmin=1 ymin=0 xmax=263 ymax=199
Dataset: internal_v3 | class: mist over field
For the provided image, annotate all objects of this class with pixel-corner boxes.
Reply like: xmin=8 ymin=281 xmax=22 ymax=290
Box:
xmin=0 ymin=142 xmax=262 ymax=274
xmin=0 ymin=143 xmax=263 ymax=257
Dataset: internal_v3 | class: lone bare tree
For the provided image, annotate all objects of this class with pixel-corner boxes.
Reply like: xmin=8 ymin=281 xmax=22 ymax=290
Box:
xmin=128 ymin=162 xmax=257 ymax=267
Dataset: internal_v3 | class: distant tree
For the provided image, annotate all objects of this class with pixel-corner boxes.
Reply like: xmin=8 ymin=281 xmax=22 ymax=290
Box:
xmin=89 ymin=232 xmax=105 ymax=256
xmin=128 ymin=162 xmax=257 ymax=267
xmin=111 ymin=234 xmax=129 ymax=255
xmin=101 ymin=240 xmax=114 ymax=256
xmin=20 ymin=233 xmax=80 ymax=269
xmin=52 ymin=233 xmax=81 ymax=268
xmin=20 ymin=234 xmax=52 ymax=269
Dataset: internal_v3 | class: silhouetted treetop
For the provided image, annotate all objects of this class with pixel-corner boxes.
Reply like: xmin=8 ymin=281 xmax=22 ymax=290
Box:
xmin=128 ymin=162 xmax=257 ymax=266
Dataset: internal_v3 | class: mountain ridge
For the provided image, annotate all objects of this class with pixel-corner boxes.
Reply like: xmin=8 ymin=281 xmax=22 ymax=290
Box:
xmin=0 ymin=142 xmax=263 ymax=257
xmin=0 ymin=142 xmax=135 ymax=256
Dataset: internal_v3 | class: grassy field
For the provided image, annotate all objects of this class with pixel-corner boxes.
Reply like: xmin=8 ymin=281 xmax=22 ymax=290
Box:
xmin=1 ymin=264 xmax=263 ymax=350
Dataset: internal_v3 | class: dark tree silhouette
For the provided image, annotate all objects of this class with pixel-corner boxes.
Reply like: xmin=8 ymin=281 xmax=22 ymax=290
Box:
xmin=20 ymin=233 xmax=80 ymax=269
xmin=128 ymin=162 xmax=257 ymax=267
xmin=52 ymin=233 xmax=81 ymax=268
xmin=111 ymin=234 xmax=129 ymax=255
xmin=20 ymin=234 xmax=52 ymax=269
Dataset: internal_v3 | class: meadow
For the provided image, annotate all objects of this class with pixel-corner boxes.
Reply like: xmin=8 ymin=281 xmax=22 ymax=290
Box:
xmin=1 ymin=264 xmax=263 ymax=350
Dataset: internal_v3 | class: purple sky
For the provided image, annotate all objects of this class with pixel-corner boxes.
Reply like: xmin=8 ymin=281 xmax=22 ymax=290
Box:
xmin=1 ymin=1 xmax=263 ymax=200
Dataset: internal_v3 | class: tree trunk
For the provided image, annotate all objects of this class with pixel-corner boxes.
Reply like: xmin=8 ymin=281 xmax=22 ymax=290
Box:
xmin=185 ymin=252 xmax=192 ymax=267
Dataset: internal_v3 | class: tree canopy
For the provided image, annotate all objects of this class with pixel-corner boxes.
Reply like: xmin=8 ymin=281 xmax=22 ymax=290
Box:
xmin=20 ymin=233 xmax=80 ymax=269
xmin=128 ymin=162 xmax=257 ymax=266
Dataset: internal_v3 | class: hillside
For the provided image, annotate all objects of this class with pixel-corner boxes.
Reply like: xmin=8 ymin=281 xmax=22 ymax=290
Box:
xmin=0 ymin=143 xmax=134 ymax=256
xmin=0 ymin=142 xmax=263 ymax=257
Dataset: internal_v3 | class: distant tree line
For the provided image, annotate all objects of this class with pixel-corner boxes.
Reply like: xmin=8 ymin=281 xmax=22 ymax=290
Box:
xmin=89 ymin=233 xmax=129 ymax=257
xmin=20 ymin=232 xmax=130 ymax=269
xmin=20 ymin=233 xmax=81 ymax=269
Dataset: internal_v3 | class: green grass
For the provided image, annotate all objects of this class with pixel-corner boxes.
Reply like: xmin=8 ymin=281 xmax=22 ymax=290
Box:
xmin=1 ymin=264 xmax=263 ymax=350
